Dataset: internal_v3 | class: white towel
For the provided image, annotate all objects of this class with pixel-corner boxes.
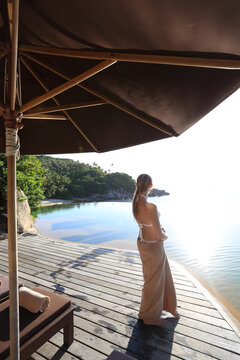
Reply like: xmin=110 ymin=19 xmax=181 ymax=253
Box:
xmin=19 ymin=287 xmax=50 ymax=313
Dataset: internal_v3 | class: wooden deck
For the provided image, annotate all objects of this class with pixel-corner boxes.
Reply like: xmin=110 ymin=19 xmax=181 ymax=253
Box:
xmin=0 ymin=234 xmax=240 ymax=360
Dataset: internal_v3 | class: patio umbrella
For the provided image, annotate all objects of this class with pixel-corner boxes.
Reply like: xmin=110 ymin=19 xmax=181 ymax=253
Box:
xmin=0 ymin=0 xmax=240 ymax=358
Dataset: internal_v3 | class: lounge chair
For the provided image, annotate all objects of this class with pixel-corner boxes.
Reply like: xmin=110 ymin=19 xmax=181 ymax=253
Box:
xmin=0 ymin=287 xmax=74 ymax=360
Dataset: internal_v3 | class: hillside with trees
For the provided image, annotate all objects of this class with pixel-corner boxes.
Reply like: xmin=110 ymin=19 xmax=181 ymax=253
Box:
xmin=0 ymin=155 xmax=169 ymax=211
xmin=37 ymin=156 xmax=136 ymax=201
xmin=0 ymin=155 xmax=136 ymax=209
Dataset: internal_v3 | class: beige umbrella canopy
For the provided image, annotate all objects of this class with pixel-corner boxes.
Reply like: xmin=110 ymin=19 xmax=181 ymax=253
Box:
xmin=1 ymin=0 xmax=240 ymax=358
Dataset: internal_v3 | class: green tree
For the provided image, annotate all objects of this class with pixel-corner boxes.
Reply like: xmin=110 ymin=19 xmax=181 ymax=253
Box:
xmin=42 ymin=170 xmax=71 ymax=199
xmin=16 ymin=155 xmax=46 ymax=207
xmin=0 ymin=154 xmax=46 ymax=209
xmin=37 ymin=155 xmax=136 ymax=199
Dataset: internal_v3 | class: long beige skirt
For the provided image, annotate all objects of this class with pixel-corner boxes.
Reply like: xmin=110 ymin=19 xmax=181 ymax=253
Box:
xmin=137 ymin=239 xmax=177 ymax=323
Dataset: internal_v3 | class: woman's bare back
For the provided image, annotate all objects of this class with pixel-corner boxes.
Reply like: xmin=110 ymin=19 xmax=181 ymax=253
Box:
xmin=137 ymin=197 xmax=166 ymax=242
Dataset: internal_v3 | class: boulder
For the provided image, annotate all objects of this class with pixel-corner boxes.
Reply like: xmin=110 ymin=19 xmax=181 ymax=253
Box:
xmin=17 ymin=189 xmax=33 ymax=233
xmin=0 ymin=189 xmax=33 ymax=234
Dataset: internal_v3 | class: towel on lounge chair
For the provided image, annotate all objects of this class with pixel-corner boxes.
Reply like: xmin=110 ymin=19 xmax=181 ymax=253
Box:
xmin=19 ymin=287 xmax=50 ymax=313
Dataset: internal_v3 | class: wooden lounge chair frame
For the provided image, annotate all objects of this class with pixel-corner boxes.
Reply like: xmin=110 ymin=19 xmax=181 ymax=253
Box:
xmin=3 ymin=303 xmax=74 ymax=360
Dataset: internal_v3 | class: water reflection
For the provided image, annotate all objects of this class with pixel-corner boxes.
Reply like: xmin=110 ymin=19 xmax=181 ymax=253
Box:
xmin=63 ymin=230 xmax=130 ymax=244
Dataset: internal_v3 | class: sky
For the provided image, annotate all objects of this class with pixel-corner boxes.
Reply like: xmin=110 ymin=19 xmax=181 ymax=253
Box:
xmin=52 ymin=89 xmax=240 ymax=201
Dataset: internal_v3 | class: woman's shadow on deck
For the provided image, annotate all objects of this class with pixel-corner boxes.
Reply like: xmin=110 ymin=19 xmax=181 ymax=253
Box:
xmin=126 ymin=317 xmax=179 ymax=360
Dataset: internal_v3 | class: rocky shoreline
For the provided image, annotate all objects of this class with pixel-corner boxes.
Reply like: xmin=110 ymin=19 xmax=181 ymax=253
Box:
xmin=40 ymin=188 xmax=170 ymax=206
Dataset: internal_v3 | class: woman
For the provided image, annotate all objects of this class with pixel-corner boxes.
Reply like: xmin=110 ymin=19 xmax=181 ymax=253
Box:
xmin=133 ymin=174 xmax=179 ymax=326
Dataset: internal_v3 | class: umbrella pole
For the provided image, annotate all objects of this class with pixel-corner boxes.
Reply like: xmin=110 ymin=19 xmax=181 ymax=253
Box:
xmin=4 ymin=110 xmax=22 ymax=360
xmin=7 ymin=148 xmax=19 ymax=360
xmin=6 ymin=0 xmax=20 ymax=358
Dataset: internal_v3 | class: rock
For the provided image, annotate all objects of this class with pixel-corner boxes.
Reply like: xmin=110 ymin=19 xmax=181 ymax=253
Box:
xmin=149 ymin=188 xmax=169 ymax=197
xmin=17 ymin=189 xmax=33 ymax=233
xmin=0 ymin=189 xmax=33 ymax=234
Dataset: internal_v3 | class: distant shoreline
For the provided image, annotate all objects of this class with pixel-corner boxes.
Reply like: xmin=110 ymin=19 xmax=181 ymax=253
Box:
xmin=39 ymin=193 xmax=169 ymax=207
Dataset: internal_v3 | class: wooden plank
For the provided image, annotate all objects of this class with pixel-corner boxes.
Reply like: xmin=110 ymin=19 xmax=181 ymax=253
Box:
xmin=17 ymin=238 xmax=194 ymax=286
xmin=0 ymin=250 xmax=215 ymax=312
xmin=64 ymin=316 xmax=229 ymax=360
xmin=28 ymin=353 xmax=46 ymax=360
xmin=0 ymin=253 xmax=205 ymax=312
xmin=12 ymin=242 xmax=194 ymax=288
xmin=0 ymin=253 xmax=221 ymax=319
xmin=15 ymin=238 xmax=192 ymax=288
xmin=0 ymin=260 xmax=232 ymax=331
xmin=0 ymin=237 xmax=240 ymax=360
xmin=4 ymin=242 xmax=199 ymax=295
xmin=74 ymin=308 xmax=240 ymax=360
xmin=0 ymin=245 xmax=217 ymax=308
xmin=17 ymin=237 xmax=141 ymax=266
xmin=0 ymin=245 xmax=223 ymax=312
xmin=37 ymin=338 xmax=105 ymax=360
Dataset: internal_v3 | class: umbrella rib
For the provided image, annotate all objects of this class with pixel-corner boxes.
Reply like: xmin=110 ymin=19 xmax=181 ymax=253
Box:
xmin=24 ymin=100 xmax=106 ymax=116
xmin=19 ymin=44 xmax=240 ymax=69
xmin=20 ymin=59 xmax=116 ymax=113
xmin=23 ymin=114 xmax=68 ymax=120
xmin=21 ymin=53 xmax=175 ymax=137
xmin=20 ymin=57 xmax=99 ymax=152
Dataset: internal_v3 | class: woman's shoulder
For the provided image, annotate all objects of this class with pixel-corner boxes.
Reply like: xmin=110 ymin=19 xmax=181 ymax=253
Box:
xmin=147 ymin=202 xmax=157 ymax=211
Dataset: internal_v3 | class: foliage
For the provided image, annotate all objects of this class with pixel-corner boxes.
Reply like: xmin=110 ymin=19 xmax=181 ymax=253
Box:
xmin=0 ymin=154 xmax=46 ymax=209
xmin=37 ymin=156 xmax=136 ymax=199
xmin=16 ymin=156 xmax=46 ymax=207
xmin=43 ymin=170 xmax=71 ymax=198
xmin=0 ymin=154 xmax=136 ymax=210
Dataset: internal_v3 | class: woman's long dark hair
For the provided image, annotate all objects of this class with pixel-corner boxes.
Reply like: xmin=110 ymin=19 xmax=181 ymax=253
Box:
xmin=132 ymin=174 xmax=152 ymax=220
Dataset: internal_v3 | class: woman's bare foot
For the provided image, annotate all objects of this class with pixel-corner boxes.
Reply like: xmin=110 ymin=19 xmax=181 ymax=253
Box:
xmin=144 ymin=319 xmax=166 ymax=326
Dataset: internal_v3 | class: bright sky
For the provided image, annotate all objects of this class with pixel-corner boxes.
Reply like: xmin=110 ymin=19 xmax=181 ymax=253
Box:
xmin=53 ymin=89 xmax=240 ymax=200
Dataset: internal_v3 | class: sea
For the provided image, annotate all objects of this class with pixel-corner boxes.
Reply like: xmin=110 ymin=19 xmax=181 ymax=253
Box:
xmin=32 ymin=194 xmax=240 ymax=315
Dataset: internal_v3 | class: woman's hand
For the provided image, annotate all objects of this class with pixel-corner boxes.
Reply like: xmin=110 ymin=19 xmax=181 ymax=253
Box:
xmin=161 ymin=232 xmax=168 ymax=241
xmin=160 ymin=226 xmax=168 ymax=240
